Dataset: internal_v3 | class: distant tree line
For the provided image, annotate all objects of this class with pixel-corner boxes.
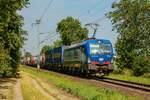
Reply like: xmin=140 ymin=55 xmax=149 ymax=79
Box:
xmin=0 ymin=0 xmax=29 ymax=77
xmin=108 ymin=0 xmax=150 ymax=76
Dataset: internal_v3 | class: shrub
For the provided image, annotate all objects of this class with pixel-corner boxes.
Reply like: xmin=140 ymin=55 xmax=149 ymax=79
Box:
xmin=122 ymin=68 xmax=133 ymax=76
xmin=0 ymin=43 xmax=12 ymax=77
xmin=132 ymin=56 xmax=150 ymax=76
xmin=142 ymin=73 xmax=150 ymax=78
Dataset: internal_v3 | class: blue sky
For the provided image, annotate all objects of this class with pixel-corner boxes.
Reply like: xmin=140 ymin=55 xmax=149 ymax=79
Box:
xmin=21 ymin=0 xmax=118 ymax=55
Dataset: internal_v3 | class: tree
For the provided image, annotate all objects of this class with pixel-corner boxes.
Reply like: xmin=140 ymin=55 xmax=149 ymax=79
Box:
xmin=40 ymin=45 xmax=52 ymax=54
xmin=53 ymin=40 xmax=63 ymax=47
xmin=57 ymin=16 xmax=88 ymax=45
xmin=0 ymin=42 xmax=11 ymax=77
xmin=24 ymin=52 xmax=32 ymax=58
xmin=108 ymin=0 xmax=150 ymax=76
xmin=0 ymin=0 xmax=29 ymax=77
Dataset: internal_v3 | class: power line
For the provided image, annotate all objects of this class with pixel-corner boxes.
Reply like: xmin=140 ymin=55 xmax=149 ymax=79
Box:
xmin=88 ymin=0 xmax=118 ymax=23
xmin=89 ymin=1 xmax=112 ymax=17
xmin=78 ymin=0 xmax=104 ymax=19
xmin=90 ymin=16 xmax=106 ymax=23
xmin=39 ymin=31 xmax=59 ymax=44
xmin=31 ymin=0 xmax=54 ymax=28
xmin=83 ymin=0 xmax=116 ymax=24
xmin=39 ymin=0 xmax=54 ymax=21
xmin=31 ymin=0 xmax=54 ymax=68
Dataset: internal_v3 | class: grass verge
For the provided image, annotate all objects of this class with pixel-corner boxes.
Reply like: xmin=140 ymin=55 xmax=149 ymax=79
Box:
xmin=106 ymin=74 xmax=150 ymax=85
xmin=21 ymin=66 xmax=142 ymax=100
xmin=20 ymin=73 xmax=50 ymax=100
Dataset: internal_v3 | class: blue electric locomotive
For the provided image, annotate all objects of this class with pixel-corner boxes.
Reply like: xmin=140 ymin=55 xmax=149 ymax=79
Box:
xmin=44 ymin=38 xmax=114 ymax=75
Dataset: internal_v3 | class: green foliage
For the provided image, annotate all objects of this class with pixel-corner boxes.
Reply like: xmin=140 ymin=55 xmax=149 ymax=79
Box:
xmin=24 ymin=52 xmax=32 ymax=57
xmin=0 ymin=0 xmax=29 ymax=77
xmin=122 ymin=68 xmax=133 ymax=76
xmin=142 ymin=73 xmax=150 ymax=78
xmin=40 ymin=45 xmax=52 ymax=54
xmin=0 ymin=42 xmax=11 ymax=77
xmin=108 ymin=0 xmax=150 ymax=76
xmin=53 ymin=40 xmax=62 ymax=47
xmin=57 ymin=16 xmax=88 ymax=45
xmin=132 ymin=56 xmax=150 ymax=76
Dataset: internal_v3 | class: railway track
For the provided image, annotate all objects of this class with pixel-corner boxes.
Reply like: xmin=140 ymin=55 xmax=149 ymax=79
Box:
xmin=95 ymin=76 xmax=150 ymax=93
xmin=26 ymin=66 xmax=150 ymax=93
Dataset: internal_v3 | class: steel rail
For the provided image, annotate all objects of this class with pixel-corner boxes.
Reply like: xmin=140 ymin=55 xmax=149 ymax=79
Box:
xmin=95 ymin=76 xmax=150 ymax=93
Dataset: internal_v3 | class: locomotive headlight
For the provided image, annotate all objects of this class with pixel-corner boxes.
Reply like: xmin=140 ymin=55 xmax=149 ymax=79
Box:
xmin=99 ymin=58 xmax=104 ymax=61
xmin=88 ymin=58 xmax=91 ymax=63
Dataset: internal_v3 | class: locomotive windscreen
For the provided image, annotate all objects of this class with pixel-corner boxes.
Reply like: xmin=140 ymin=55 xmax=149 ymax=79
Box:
xmin=90 ymin=44 xmax=100 ymax=55
xmin=99 ymin=43 xmax=112 ymax=54
xmin=90 ymin=43 xmax=112 ymax=55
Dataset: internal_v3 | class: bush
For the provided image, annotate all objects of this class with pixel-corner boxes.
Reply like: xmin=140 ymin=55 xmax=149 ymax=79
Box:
xmin=0 ymin=43 xmax=12 ymax=77
xmin=112 ymin=60 xmax=122 ymax=74
xmin=132 ymin=56 xmax=150 ymax=76
xmin=142 ymin=73 xmax=150 ymax=78
xmin=122 ymin=68 xmax=133 ymax=76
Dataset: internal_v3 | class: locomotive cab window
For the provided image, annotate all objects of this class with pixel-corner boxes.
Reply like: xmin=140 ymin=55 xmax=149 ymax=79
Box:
xmin=90 ymin=44 xmax=100 ymax=55
xmin=99 ymin=43 xmax=112 ymax=54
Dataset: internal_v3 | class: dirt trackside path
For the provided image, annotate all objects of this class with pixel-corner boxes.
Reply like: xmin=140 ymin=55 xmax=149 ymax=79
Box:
xmin=13 ymin=79 xmax=23 ymax=100
xmin=0 ymin=78 xmax=14 ymax=100
xmin=21 ymin=72 xmax=80 ymax=100
xmin=0 ymin=78 xmax=23 ymax=100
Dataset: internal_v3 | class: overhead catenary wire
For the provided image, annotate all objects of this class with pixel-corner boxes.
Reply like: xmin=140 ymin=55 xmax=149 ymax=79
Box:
xmin=85 ymin=0 xmax=117 ymax=24
xmin=90 ymin=16 xmax=106 ymax=23
xmin=84 ymin=0 xmax=115 ymax=38
xmin=39 ymin=0 xmax=54 ymax=21
xmin=30 ymin=0 xmax=54 ymax=68
xmin=94 ymin=0 xmax=116 ymax=14
xmin=31 ymin=0 xmax=54 ymax=31
xmin=38 ymin=31 xmax=59 ymax=44
xmin=32 ymin=0 xmax=54 ymax=42
xmin=78 ymin=0 xmax=105 ymax=19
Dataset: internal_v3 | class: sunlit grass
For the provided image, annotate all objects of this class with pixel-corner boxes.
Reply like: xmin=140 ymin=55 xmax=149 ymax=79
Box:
xmin=21 ymin=66 xmax=143 ymax=100
xmin=20 ymin=73 xmax=50 ymax=100
xmin=106 ymin=74 xmax=150 ymax=85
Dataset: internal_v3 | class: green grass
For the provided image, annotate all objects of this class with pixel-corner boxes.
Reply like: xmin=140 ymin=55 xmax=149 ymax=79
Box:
xmin=21 ymin=66 xmax=142 ymax=100
xmin=106 ymin=74 xmax=150 ymax=85
xmin=20 ymin=73 xmax=50 ymax=100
